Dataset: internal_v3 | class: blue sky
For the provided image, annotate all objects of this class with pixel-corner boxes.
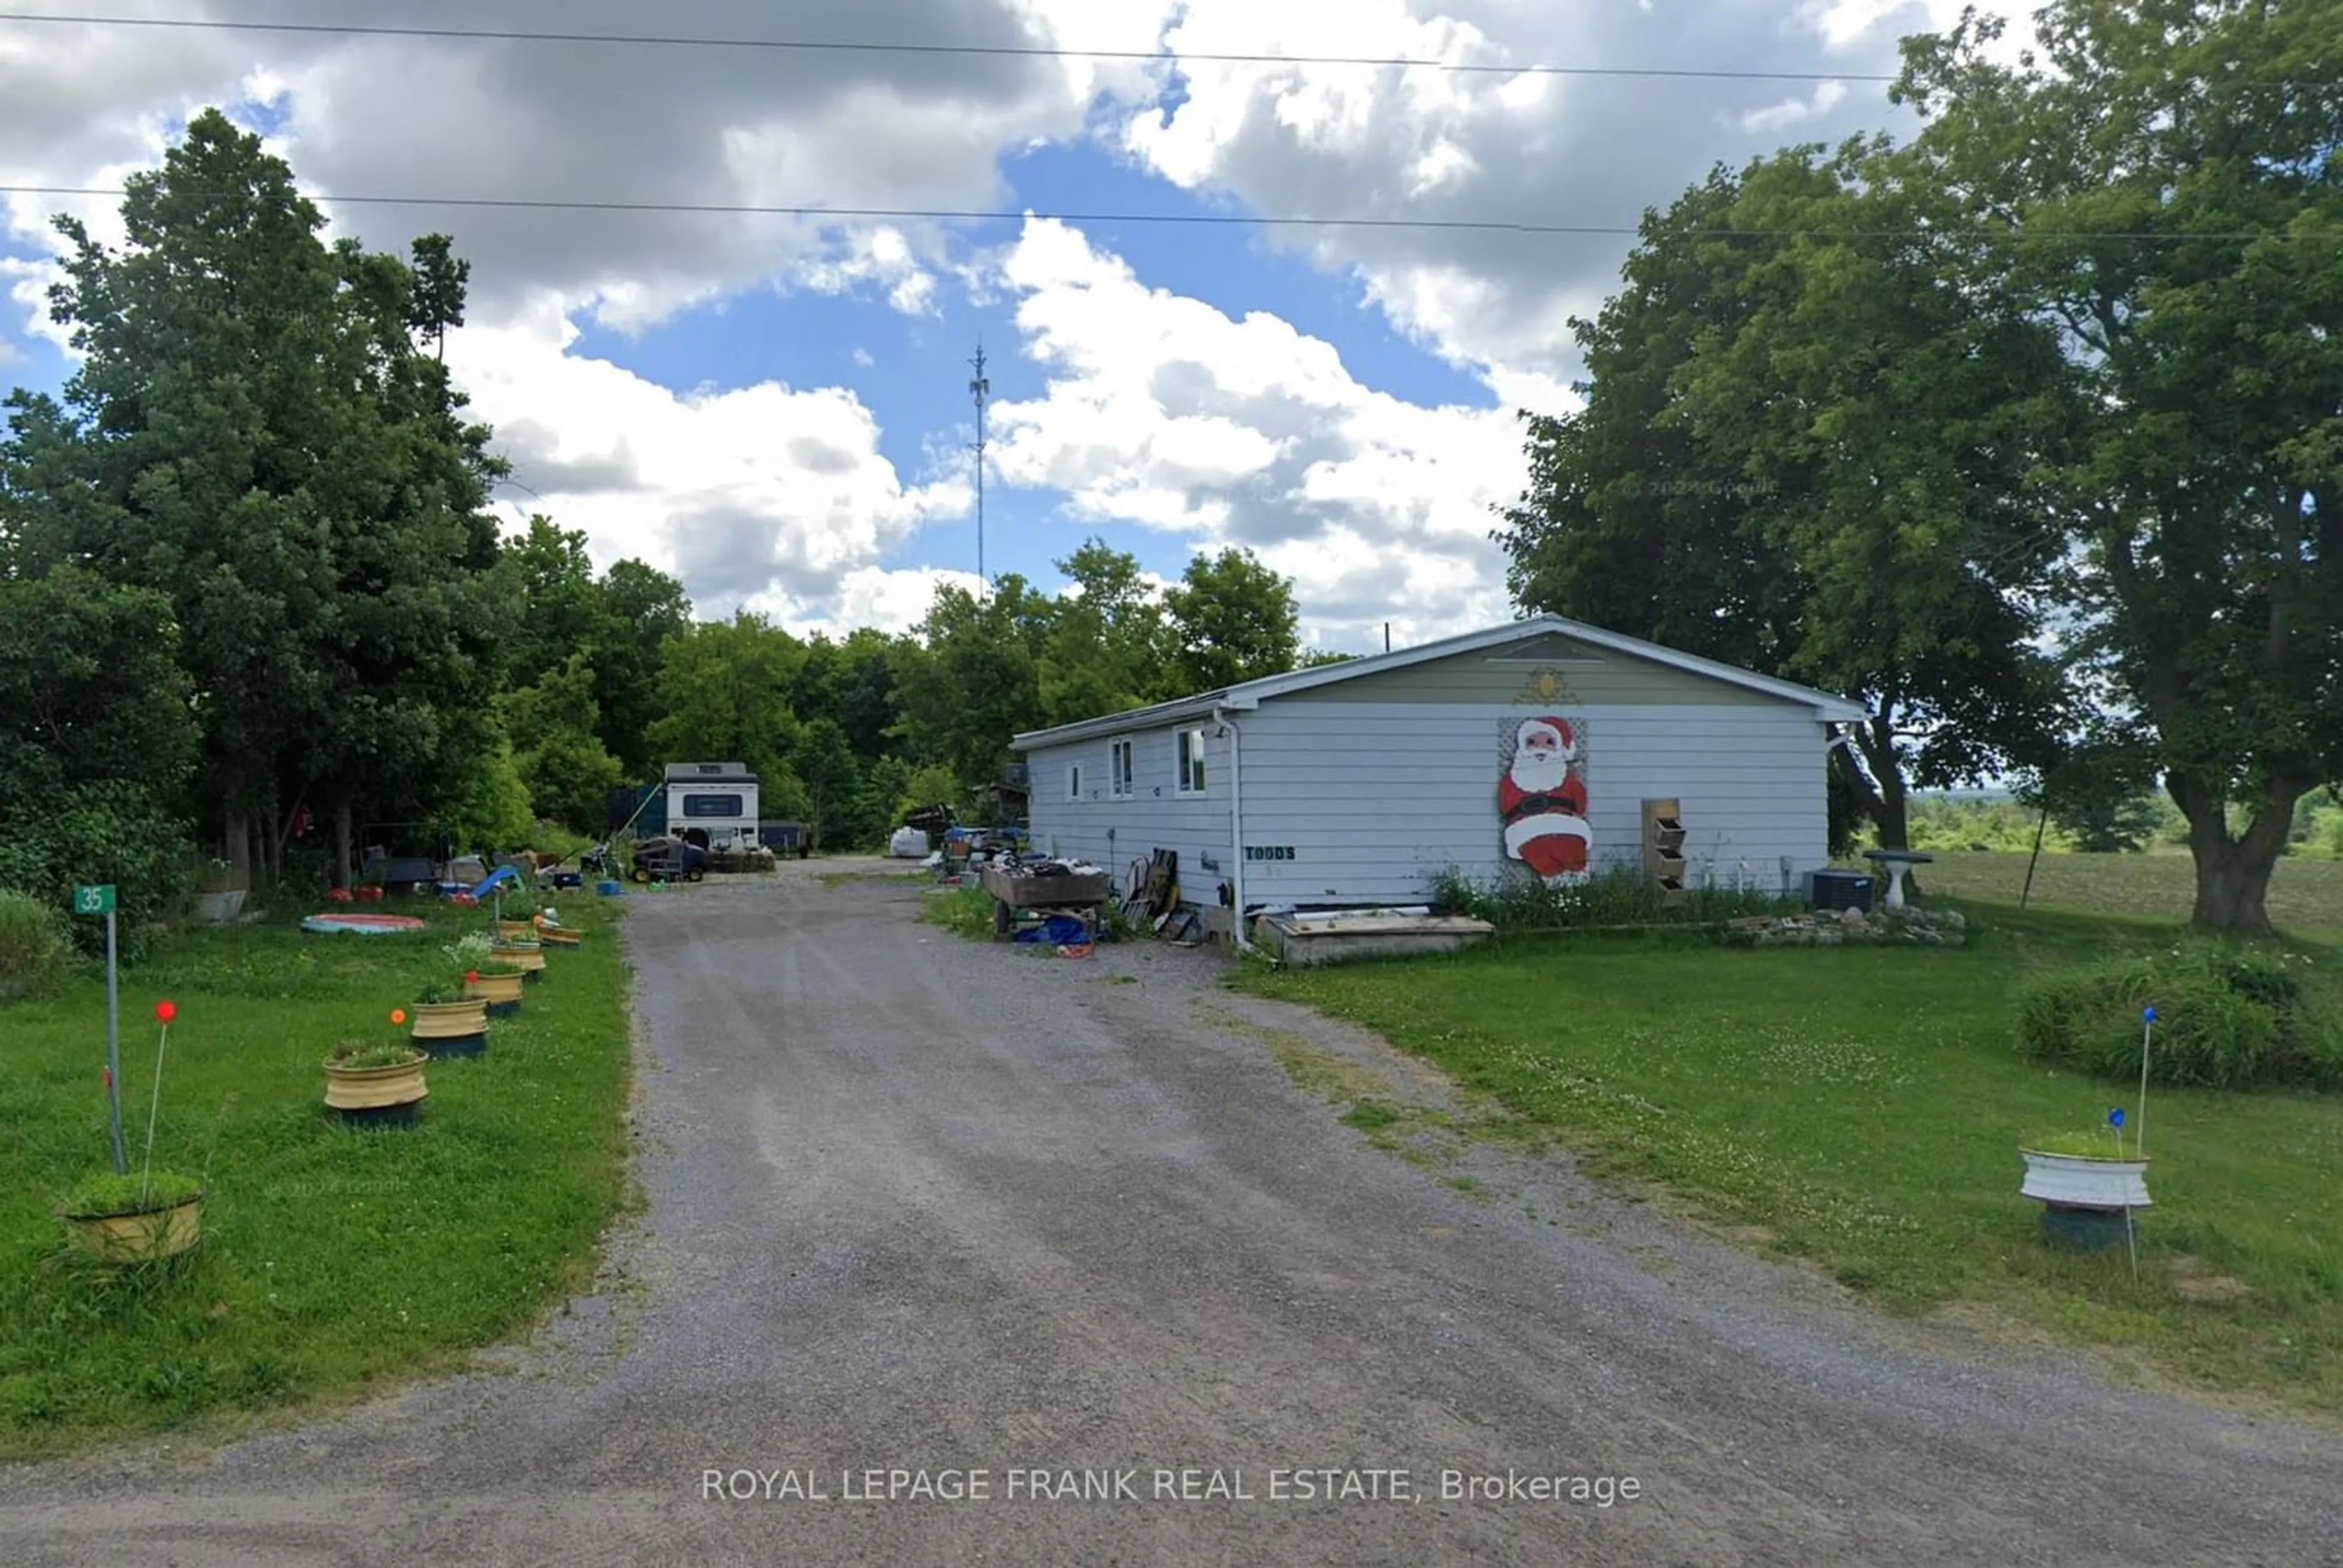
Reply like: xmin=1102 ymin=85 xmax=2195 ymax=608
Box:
xmin=0 ymin=0 xmax=1990 ymax=649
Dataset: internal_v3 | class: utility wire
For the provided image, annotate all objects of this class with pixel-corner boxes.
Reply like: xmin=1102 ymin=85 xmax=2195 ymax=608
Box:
xmin=0 ymin=185 xmax=2320 ymax=246
xmin=0 ymin=9 xmax=1901 ymax=83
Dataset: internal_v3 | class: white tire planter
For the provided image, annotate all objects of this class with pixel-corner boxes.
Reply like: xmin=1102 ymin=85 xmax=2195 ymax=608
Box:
xmin=193 ymin=888 xmax=246 ymax=924
xmin=2020 ymin=1149 xmax=2151 ymax=1211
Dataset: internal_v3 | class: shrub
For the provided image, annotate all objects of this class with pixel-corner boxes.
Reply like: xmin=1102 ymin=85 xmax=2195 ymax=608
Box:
xmin=1427 ymin=862 xmax=1801 ymax=933
xmin=0 ymin=890 xmax=71 ymax=1001
xmin=0 ymin=781 xmax=193 ymax=960
xmin=2016 ymin=944 xmax=2338 ymax=1090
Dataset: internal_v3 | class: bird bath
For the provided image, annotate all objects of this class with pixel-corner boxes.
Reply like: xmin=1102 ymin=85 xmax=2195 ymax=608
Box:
xmin=1862 ymin=849 xmax=1934 ymax=913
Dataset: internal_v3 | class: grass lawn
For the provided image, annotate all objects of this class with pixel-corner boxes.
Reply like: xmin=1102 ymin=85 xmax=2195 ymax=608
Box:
xmin=1910 ymin=849 xmax=2343 ymax=932
xmin=0 ymin=889 xmax=635 ymax=1459
xmin=1239 ymin=901 xmax=2343 ymax=1419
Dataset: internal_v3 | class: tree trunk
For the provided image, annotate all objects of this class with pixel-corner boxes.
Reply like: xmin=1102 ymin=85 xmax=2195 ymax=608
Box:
xmin=331 ymin=798 xmax=354 ymax=892
xmin=223 ymin=809 xmax=251 ymax=883
xmin=1849 ymin=715 xmax=1912 ymax=851
xmin=2171 ymin=775 xmax=2305 ymax=935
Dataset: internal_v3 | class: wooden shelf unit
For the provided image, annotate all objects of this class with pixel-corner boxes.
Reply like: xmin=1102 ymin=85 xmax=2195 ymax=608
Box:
xmin=1643 ymin=798 xmax=1688 ymax=910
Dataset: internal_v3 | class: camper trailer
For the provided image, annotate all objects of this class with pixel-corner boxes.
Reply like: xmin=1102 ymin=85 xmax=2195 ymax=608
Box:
xmin=661 ymin=762 xmax=760 ymax=851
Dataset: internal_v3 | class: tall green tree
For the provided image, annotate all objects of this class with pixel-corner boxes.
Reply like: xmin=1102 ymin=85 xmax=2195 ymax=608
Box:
xmin=892 ymin=576 xmax=1052 ymax=789
xmin=502 ymin=652 xmax=625 ymax=832
xmin=794 ymin=717 xmax=865 ymax=849
xmin=644 ymin=612 xmax=807 ymax=785
xmin=1162 ymin=547 xmax=1300 ymax=693
xmin=4 ymin=109 xmax=504 ymax=886
xmin=1893 ymin=0 xmax=2343 ymax=930
xmin=1497 ymin=146 xmax=2075 ymax=849
xmin=1038 ymin=538 xmax=1172 ymax=724
xmin=593 ymin=557 xmax=693 ymax=779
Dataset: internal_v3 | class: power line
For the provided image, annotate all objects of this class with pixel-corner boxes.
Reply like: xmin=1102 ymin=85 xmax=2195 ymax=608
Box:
xmin=0 ymin=9 xmax=1901 ymax=84
xmin=0 ymin=184 xmax=2320 ymax=246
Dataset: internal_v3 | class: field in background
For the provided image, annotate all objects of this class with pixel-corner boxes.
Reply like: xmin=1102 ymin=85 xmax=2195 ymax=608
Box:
xmin=1910 ymin=851 xmax=2343 ymax=931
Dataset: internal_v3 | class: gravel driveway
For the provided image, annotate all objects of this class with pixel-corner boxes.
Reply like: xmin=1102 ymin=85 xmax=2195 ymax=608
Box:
xmin=3 ymin=866 xmax=2339 ymax=1566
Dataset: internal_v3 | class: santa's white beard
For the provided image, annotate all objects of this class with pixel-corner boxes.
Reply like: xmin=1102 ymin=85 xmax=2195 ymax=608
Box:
xmin=1510 ymin=755 xmax=1569 ymax=795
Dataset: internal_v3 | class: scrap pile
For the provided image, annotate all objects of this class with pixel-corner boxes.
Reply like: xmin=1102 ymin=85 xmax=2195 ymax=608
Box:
xmin=705 ymin=841 xmax=777 ymax=874
xmin=1121 ymin=851 xmax=1204 ymax=945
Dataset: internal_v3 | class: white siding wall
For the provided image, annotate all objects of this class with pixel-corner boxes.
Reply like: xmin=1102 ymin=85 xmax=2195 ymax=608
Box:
xmin=1229 ymin=701 xmax=1831 ymax=908
xmin=1022 ymin=721 xmax=1236 ymax=899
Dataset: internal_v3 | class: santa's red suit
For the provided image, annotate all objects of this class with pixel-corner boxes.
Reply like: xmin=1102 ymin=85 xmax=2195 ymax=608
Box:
xmin=1500 ymin=716 xmax=1591 ymax=882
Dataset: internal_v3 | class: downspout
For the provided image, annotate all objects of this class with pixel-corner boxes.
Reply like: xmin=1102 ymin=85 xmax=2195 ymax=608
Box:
xmin=1213 ymin=704 xmax=1251 ymax=952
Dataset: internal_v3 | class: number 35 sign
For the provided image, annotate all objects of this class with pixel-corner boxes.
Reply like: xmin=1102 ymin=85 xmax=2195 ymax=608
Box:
xmin=73 ymin=884 xmax=117 ymax=916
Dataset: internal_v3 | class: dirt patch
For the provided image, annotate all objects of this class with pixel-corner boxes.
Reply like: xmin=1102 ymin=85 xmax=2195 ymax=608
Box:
xmin=2168 ymin=1256 xmax=2255 ymax=1306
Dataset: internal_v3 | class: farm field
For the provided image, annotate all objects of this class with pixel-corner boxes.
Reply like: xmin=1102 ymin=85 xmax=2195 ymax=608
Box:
xmin=1903 ymin=849 xmax=2343 ymax=932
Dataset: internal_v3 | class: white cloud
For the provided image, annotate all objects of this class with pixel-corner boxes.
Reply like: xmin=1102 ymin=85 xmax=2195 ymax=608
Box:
xmin=1107 ymin=0 xmax=2035 ymax=378
xmin=1732 ymin=79 xmax=1849 ymax=137
xmin=0 ymin=0 xmax=2047 ymax=648
xmin=447 ymin=301 xmax=968 ymax=624
xmin=986 ymin=217 xmax=1522 ymax=652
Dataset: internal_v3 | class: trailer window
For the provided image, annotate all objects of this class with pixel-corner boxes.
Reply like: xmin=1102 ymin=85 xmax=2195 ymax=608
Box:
xmin=1110 ymin=739 xmax=1134 ymax=797
xmin=681 ymin=794 xmax=744 ymax=818
xmin=1176 ymin=728 xmax=1206 ymax=795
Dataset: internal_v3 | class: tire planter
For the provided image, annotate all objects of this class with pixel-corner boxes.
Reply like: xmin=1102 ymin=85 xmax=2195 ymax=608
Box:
xmin=2020 ymin=1148 xmax=2151 ymax=1253
xmin=409 ymin=998 xmax=490 ymax=1059
xmin=536 ymin=927 xmax=581 ymax=948
xmin=325 ymin=1053 xmax=428 ymax=1127
xmin=62 ymin=1190 xmax=205 ymax=1264
xmin=466 ymin=971 xmax=526 ymax=1018
xmin=193 ymin=888 xmax=247 ymax=924
xmin=490 ymin=942 xmax=546 ymax=982
xmin=493 ymin=919 xmax=537 ymax=943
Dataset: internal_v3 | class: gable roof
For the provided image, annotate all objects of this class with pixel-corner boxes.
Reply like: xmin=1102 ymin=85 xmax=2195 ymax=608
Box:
xmin=1009 ymin=613 xmax=1870 ymax=750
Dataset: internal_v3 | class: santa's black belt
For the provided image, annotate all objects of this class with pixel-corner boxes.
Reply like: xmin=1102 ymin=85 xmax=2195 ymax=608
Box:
xmin=1503 ymin=794 xmax=1582 ymax=825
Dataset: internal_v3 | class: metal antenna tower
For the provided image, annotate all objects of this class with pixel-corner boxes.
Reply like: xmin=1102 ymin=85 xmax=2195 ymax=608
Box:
xmin=968 ymin=342 xmax=990 ymax=594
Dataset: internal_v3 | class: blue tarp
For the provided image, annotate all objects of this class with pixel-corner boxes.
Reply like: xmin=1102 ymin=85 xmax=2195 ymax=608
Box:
xmin=1012 ymin=915 xmax=1090 ymax=944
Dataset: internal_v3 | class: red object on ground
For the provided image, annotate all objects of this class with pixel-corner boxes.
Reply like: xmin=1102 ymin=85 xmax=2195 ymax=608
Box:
xmin=154 ymin=1000 xmax=177 ymax=1024
xmin=357 ymin=886 xmax=384 ymax=903
xmin=327 ymin=887 xmax=354 ymax=904
xmin=1057 ymin=943 xmax=1095 ymax=960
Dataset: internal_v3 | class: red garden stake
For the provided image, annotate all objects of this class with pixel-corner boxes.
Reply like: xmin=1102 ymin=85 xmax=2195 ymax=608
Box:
xmin=139 ymin=1000 xmax=178 ymax=1210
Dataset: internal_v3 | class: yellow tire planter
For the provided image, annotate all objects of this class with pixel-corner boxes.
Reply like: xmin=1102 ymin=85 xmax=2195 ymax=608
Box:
xmin=489 ymin=941 xmax=546 ymax=982
xmin=535 ymin=926 xmax=581 ymax=948
xmin=323 ymin=1049 xmax=429 ymax=1127
xmin=466 ymin=969 xmax=526 ymax=1018
xmin=492 ymin=919 xmax=538 ymax=942
xmin=62 ymin=1189 xmax=205 ymax=1264
xmin=410 ymin=997 xmax=490 ymax=1059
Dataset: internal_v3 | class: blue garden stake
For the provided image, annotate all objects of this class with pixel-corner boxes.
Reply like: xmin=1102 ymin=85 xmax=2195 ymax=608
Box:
xmin=2108 ymin=1106 xmax=2126 ymax=1159
xmin=2137 ymin=1006 xmax=2156 ymax=1157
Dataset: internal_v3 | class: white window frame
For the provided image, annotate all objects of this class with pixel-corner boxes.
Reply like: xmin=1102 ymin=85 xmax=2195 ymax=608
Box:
xmin=1110 ymin=738 xmax=1134 ymax=797
xmin=1067 ymin=762 xmax=1084 ymax=800
xmin=1176 ymin=727 xmax=1207 ymax=796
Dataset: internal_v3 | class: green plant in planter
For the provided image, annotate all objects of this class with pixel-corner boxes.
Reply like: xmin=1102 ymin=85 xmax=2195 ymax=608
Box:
xmin=414 ymin=977 xmax=469 ymax=1005
xmin=329 ymin=1038 xmax=424 ymax=1071
xmin=475 ymin=959 xmax=525 ymax=980
xmin=2025 ymin=1129 xmax=2138 ymax=1161
xmin=444 ymin=932 xmax=496 ymax=969
xmin=64 ymin=1169 xmax=203 ymax=1216
xmin=58 ymin=999 xmax=206 ymax=1262
xmin=193 ymin=857 xmax=247 ymax=894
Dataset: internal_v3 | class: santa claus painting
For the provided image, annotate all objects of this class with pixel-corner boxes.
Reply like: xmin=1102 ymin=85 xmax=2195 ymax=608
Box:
xmin=1500 ymin=716 xmax=1592 ymax=884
